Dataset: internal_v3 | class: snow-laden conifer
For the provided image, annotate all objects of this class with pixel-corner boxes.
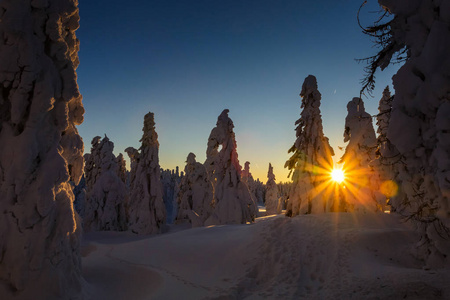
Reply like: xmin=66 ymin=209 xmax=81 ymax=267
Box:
xmin=205 ymin=110 xmax=257 ymax=225
xmin=361 ymin=0 xmax=450 ymax=266
xmin=125 ymin=112 xmax=166 ymax=234
xmin=177 ymin=153 xmax=214 ymax=227
xmin=83 ymin=136 xmax=127 ymax=231
xmin=242 ymin=161 xmax=258 ymax=206
xmin=116 ymin=153 xmax=128 ymax=185
xmin=372 ymin=87 xmax=405 ymax=212
xmin=254 ymin=179 xmax=266 ymax=205
xmin=265 ymin=163 xmax=280 ymax=215
xmin=0 ymin=0 xmax=84 ymax=297
xmin=74 ymin=175 xmax=86 ymax=217
xmin=285 ymin=75 xmax=335 ymax=215
xmin=278 ymin=182 xmax=291 ymax=212
xmin=340 ymin=97 xmax=383 ymax=212
xmin=161 ymin=167 xmax=182 ymax=224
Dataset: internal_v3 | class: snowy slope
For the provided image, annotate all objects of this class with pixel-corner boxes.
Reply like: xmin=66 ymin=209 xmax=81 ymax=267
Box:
xmin=81 ymin=213 xmax=450 ymax=299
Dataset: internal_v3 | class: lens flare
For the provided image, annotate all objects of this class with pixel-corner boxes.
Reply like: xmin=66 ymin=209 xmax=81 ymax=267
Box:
xmin=380 ymin=180 xmax=398 ymax=198
xmin=331 ymin=168 xmax=345 ymax=183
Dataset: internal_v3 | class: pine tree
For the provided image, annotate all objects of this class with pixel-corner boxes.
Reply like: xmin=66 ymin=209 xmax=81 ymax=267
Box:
xmin=116 ymin=153 xmax=128 ymax=185
xmin=340 ymin=97 xmax=383 ymax=212
xmin=242 ymin=161 xmax=258 ymax=206
xmin=176 ymin=153 xmax=214 ymax=227
xmin=126 ymin=112 xmax=166 ymax=234
xmin=372 ymin=87 xmax=405 ymax=212
xmin=285 ymin=75 xmax=335 ymax=215
xmin=161 ymin=167 xmax=182 ymax=224
xmin=0 ymin=0 xmax=84 ymax=297
xmin=83 ymin=136 xmax=127 ymax=231
xmin=205 ymin=109 xmax=257 ymax=225
xmin=265 ymin=163 xmax=280 ymax=215
xmin=361 ymin=0 xmax=450 ymax=266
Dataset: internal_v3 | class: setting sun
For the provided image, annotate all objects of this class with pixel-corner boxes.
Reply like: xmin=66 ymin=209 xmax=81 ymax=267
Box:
xmin=331 ymin=168 xmax=345 ymax=183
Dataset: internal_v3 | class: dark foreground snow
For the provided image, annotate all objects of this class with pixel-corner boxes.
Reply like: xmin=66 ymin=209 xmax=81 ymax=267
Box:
xmin=81 ymin=212 xmax=450 ymax=299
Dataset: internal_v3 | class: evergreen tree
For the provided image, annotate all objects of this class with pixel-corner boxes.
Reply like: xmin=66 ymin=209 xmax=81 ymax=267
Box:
xmin=116 ymin=153 xmax=128 ymax=185
xmin=254 ymin=179 xmax=266 ymax=205
xmin=0 ymin=0 xmax=84 ymax=297
xmin=372 ymin=87 xmax=405 ymax=212
xmin=361 ymin=0 xmax=450 ymax=266
xmin=285 ymin=75 xmax=335 ymax=215
xmin=126 ymin=112 xmax=166 ymax=234
xmin=340 ymin=97 xmax=383 ymax=212
xmin=265 ymin=163 xmax=280 ymax=215
xmin=83 ymin=136 xmax=127 ymax=231
xmin=161 ymin=167 xmax=182 ymax=224
xmin=205 ymin=109 xmax=257 ymax=225
xmin=177 ymin=153 xmax=214 ymax=227
xmin=242 ymin=161 xmax=258 ymax=206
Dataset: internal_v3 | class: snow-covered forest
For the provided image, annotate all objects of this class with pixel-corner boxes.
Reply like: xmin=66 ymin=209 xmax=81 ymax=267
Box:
xmin=0 ymin=0 xmax=449 ymax=299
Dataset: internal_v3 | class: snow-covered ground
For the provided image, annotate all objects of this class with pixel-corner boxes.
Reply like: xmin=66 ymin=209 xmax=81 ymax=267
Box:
xmin=81 ymin=212 xmax=450 ymax=299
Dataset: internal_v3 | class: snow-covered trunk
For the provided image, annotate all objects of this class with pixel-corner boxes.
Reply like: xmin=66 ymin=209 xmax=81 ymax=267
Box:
xmin=204 ymin=109 xmax=257 ymax=225
xmin=176 ymin=153 xmax=214 ymax=227
xmin=126 ymin=112 xmax=166 ymax=234
xmin=0 ymin=0 xmax=84 ymax=298
xmin=375 ymin=0 xmax=450 ymax=267
xmin=285 ymin=75 xmax=335 ymax=216
xmin=83 ymin=136 xmax=127 ymax=232
xmin=265 ymin=163 xmax=280 ymax=215
xmin=340 ymin=97 xmax=383 ymax=212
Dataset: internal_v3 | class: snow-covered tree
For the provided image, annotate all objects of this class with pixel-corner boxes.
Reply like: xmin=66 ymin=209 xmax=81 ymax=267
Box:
xmin=285 ymin=75 xmax=335 ymax=216
xmin=125 ymin=112 xmax=166 ymax=234
xmin=0 ymin=0 xmax=84 ymax=298
xmin=278 ymin=182 xmax=292 ymax=212
xmin=361 ymin=0 xmax=450 ymax=266
xmin=83 ymin=136 xmax=127 ymax=231
xmin=161 ymin=167 xmax=182 ymax=224
xmin=204 ymin=109 xmax=257 ymax=225
xmin=241 ymin=161 xmax=258 ymax=206
xmin=372 ymin=87 xmax=405 ymax=212
xmin=340 ymin=97 xmax=384 ymax=212
xmin=116 ymin=153 xmax=128 ymax=185
xmin=254 ymin=179 xmax=266 ymax=205
xmin=74 ymin=175 xmax=86 ymax=217
xmin=265 ymin=163 xmax=280 ymax=215
xmin=176 ymin=153 xmax=214 ymax=227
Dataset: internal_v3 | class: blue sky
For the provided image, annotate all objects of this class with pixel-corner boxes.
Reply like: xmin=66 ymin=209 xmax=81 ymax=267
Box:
xmin=76 ymin=0 xmax=399 ymax=182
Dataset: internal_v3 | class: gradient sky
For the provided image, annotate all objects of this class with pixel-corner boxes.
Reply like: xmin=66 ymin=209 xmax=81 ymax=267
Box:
xmin=76 ymin=0 xmax=399 ymax=182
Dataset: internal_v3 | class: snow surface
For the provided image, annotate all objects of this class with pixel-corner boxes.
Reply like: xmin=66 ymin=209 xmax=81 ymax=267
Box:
xmin=81 ymin=212 xmax=450 ymax=299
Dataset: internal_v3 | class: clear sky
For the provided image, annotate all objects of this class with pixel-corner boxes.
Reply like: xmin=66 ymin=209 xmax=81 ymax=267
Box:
xmin=76 ymin=0 xmax=399 ymax=182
